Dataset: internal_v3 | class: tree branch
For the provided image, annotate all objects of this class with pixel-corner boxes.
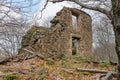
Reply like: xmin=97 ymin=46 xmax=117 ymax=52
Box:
xmin=49 ymin=0 xmax=112 ymax=20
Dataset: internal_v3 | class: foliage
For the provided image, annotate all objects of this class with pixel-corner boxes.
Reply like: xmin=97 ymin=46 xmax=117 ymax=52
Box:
xmin=99 ymin=60 xmax=110 ymax=67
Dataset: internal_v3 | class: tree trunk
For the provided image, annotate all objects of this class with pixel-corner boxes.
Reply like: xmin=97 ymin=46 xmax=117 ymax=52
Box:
xmin=111 ymin=0 xmax=120 ymax=79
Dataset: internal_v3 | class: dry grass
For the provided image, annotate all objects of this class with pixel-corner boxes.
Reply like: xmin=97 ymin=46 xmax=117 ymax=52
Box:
xmin=0 ymin=55 xmax=117 ymax=80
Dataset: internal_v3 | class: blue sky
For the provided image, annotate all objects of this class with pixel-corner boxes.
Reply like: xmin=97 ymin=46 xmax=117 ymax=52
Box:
xmin=7 ymin=0 xmax=42 ymax=15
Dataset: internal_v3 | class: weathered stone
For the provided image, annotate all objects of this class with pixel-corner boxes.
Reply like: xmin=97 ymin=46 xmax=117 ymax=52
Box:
xmin=20 ymin=7 xmax=92 ymax=58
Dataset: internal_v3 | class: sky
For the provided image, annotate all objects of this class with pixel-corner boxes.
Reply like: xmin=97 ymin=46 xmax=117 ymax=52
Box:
xmin=32 ymin=1 xmax=80 ymax=26
xmin=32 ymin=1 xmax=105 ymax=26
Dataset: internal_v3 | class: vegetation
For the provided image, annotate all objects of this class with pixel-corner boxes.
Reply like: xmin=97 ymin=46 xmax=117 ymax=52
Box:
xmin=46 ymin=61 xmax=55 ymax=65
xmin=72 ymin=49 xmax=76 ymax=55
xmin=58 ymin=54 xmax=67 ymax=60
xmin=0 ymin=56 xmax=116 ymax=80
xmin=80 ymin=72 xmax=91 ymax=76
xmin=4 ymin=74 xmax=17 ymax=80
xmin=99 ymin=60 xmax=110 ymax=67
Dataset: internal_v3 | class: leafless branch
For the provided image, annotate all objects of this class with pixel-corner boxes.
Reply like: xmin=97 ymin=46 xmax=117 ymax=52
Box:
xmin=49 ymin=0 xmax=112 ymax=19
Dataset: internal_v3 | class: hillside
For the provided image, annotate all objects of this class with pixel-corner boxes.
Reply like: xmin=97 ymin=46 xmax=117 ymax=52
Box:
xmin=0 ymin=55 xmax=117 ymax=80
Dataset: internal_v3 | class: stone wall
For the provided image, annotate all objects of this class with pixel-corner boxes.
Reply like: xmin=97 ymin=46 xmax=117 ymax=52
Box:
xmin=20 ymin=7 xmax=92 ymax=58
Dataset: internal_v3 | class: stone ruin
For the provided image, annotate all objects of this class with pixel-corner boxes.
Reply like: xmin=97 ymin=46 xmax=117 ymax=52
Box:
xmin=20 ymin=7 xmax=92 ymax=58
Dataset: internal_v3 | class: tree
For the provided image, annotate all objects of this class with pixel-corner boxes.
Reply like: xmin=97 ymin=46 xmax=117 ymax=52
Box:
xmin=0 ymin=0 xmax=40 ymax=57
xmin=93 ymin=16 xmax=117 ymax=63
xmin=45 ymin=0 xmax=120 ymax=78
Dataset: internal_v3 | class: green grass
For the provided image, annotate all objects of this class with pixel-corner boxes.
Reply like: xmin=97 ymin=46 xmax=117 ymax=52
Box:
xmin=99 ymin=60 xmax=110 ymax=67
xmin=4 ymin=74 xmax=17 ymax=80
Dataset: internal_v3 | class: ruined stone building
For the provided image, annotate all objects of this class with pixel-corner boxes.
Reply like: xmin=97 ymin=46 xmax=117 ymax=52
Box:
xmin=21 ymin=7 xmax=92 ymax=57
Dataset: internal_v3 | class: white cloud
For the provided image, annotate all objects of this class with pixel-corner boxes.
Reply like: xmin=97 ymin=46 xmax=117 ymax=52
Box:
xmin=0 ymin=5 xmax=22 ymax=24
xmin=33 ymin=1 xmax=80 ymax=26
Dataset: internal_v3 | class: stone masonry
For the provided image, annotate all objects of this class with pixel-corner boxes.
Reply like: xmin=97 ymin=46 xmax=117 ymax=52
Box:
xmin=20 ymin=7 xmax=92 ymax=58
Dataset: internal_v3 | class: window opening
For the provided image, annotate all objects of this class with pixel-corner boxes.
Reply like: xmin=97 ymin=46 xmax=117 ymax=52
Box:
xmin=72 ymin=15 xmax=77 ymax=30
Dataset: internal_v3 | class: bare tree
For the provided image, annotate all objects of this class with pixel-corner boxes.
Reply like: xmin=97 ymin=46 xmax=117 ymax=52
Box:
xmin=0 ymin=22 xmax=29 ymax=57
xmin=0 ymin=0 xmax=40 ymax=57
xmin=93 ymin=16 xmax=117 ymax=63
xmin=43 ymin=0 xmax=120 ymax=78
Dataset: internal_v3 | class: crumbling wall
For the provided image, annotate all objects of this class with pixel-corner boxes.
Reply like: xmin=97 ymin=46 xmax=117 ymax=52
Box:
xmin=20 ymin=7 xmax=93 ymax=58
xmin=21 ymin=8 xmax=73 ymax=56
xmin=77 ymin=10 xmax=92 ymax=56
xmin=70 ymin=8 xmax=92 ymax=57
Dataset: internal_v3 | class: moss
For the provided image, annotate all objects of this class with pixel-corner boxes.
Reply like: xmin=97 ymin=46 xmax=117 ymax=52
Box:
xmin=58 ymin=54 xmax=67 ymax=60
xmin=99 ymin=60 xmax=110 ymax=67
xmin=72 ymin=49 xmax=76 ymax=55
xmin=50 ymin=19 xmax=59 ymax=24
xmin=4 ymin=74 xmax=17 ymax=80
xmin=75 ymin=56 xmax=90 ymax=63
xmin=33 ymin=44 xmax=40 ymax=51
xmin=80 ymin=72 xmax=90 ymax=75
xmin=18 ymin=49 xmax=24 ymax=54
xmin=21 ymin=27 xmax=38 ymax=47
xmin=46 ymin=61 xmax=54 ymax=65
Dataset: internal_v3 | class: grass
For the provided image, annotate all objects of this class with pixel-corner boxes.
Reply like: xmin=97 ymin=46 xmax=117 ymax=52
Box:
xmin=80 ymin=72 xmax=91 ymax=75
xmin=99 ymin=60 xmax=110 ymax=67
xmin=4 ymin=74 xmax=17 ymax=80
